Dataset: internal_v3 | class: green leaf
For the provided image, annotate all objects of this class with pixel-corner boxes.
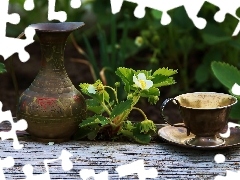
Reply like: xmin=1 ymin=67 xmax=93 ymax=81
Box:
xmin=211 ymin=61 xmax=240 ymax=89
xmin=79 ymin=117 xmax=100 ymax=127
xmin=140 ymin=87 xmax=160 ymax=97
xmin=153 ymin=67 xmax=178 ymax=77
xmin=201 ymin=23 xmax=231 ymax=45
xmin=202 ymin=34 xmax=231 ymax=45
xmin=136 ymin=70 xmax=152 ymax=78
xmin=79 ymin=83 xmax=88 ymax=92
xmin=110 ymin=100 xmax=133 ymax=118
xmin=119 ymin=129 xmax=133 ymax=138
xmin=86 ymin=99 xmax=104 ymax=114
xmin=229 ymin=101 xmax=240 ymax=120
xmin=116 ymin=67 xmax=135 ymax=87
xmin=87 ymin=130 xmax=99 ymax=140
xmin=0 ymin=63 xmax=6 ymax=73
xmin=81 ymin=80 xmax=110 ymax=103
xmin=124 ymin=84 xmax=131 ymax=93
xmin=133 ymin=124 xmax=151 ymax=144
xmin=80 ymin=115 xmax=109 ymax=127
xmin=152 ymin=75 xmax=176 ymax=87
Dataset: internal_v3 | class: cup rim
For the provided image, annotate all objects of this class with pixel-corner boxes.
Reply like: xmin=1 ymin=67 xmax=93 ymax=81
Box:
xmin=174 ymin=92 xmax=238 ymax=110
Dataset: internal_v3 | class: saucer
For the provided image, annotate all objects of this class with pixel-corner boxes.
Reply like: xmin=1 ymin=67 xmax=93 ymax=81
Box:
xmin=157 ymin=123 xmax=240 ymax=149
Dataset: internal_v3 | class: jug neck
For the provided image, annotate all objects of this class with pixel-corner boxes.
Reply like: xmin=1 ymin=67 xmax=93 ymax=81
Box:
xmin=36 ymin=31 xmax=70 ymax=71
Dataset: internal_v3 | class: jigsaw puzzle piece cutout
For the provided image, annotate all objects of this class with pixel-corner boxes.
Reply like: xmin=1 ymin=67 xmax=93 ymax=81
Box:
xmin=48 ymin=0 xmax=67 ymax=22
xmin=21 ymin=150 xmax=73 ymax=180
xmin=110 ymin=0 xmax=124 ymax=14
xmin=24 ymin=0 xmax=35 ymax=11
xmin=70 ymin=0 xmax=82 ymax=9
xmin=58 ymin=149 xmax=73 ymax=171
xmin=167 ymin=6 xmax=196 ymax=30
xmin=197 ymin=1 xmax=239 ymax=37
xmin=44 ymin=150 xmax=73 ymax=178
xmin=79 ymin=169 xmax=109 ymax=180
xmin=206 ymin=0 xmax=240 ymax=23
xmin=0 ymin=0 xmax=36 ymax=62
xmin=110 ymin=0 xmax=184 ymax=25
xmin=212 ymin=1 xmax=240 ymax=36
xmin=116 ymin=160 xmax=158 ymax=179
xmin=0 ymin=0 xmax=20 ymax=38
xmin=236 ymin=7 xmax=240 ymax=18
xmin=181 ymin=0 xmax=206 ymax=29
xmin=110 ymin=0 xmax=207 ymax=28
xmin=0 ymin=156 xmax=14 ymax=180
xmin=48 ymin=0 xmax=82 ymax=22
xmin=21 ymin=164 xmax=50 ymax=180
xmin=0 ymin=101 xmax=28 ymax=149
xmin=0 ymin=27 xmax=35 ymax=62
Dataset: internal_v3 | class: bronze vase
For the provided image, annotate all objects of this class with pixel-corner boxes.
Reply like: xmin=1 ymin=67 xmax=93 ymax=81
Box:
xmin=17 ymin=22 xmax=86 ymax=143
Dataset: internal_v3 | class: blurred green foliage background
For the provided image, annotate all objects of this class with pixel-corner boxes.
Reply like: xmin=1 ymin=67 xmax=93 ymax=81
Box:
xmin=6 ymin=0 xmax=240 ymax=118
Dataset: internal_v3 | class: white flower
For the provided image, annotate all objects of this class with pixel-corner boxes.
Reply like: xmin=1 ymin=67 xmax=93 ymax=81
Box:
xmin=87 ymin=85 xmax=96 ymax=94
xmin=231 ymin=83 xmax=240 ymax=95
xmin=133 ymin=73 xmax=153 ymax=90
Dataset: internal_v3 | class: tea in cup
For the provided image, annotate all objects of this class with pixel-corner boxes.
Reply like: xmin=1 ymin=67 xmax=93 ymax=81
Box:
xmin=160 ymin=92 xmax=237 ymax=147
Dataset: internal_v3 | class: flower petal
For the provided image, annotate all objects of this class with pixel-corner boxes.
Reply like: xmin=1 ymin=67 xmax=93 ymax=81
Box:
xmin=87 ymin=85 xmax=96 ymax=94
xmin=144 ymin=80 xmax=153 ymax=89
xmin=231 ymin=83 xmax=240 ymax=95
xmin=137 ymin=73 xmax=147 ymax=80
xmin=133 ymin=75 xmax=138 ymax=83
xmin=133 ymin=75 xmax=141 ymax=88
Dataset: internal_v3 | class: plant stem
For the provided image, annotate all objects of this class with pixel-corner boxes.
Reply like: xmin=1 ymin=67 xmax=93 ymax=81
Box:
xmin=71 ymin=58 xmax=97 ymax=81
xmin=105 ymin=86 xmax=118 ymax=103
xmin=132 ymin=107 xmax=148 ymax=120
xmin=114 ymin=95 xmax=141 ymax=126
xmin=101 ymin=102 xmax=111 ymax=116
xmin=110 ymin=15 xmax=117 ymax=69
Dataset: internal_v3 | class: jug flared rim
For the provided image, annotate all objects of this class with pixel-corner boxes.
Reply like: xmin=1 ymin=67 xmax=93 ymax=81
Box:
xmin=29 ymin=22 xmax=85 ymax=32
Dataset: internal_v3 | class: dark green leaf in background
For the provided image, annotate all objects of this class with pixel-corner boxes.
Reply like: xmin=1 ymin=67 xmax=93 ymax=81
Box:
xmin=0 ymin=63 xmax=6 ymax=74
xmin=151 ymin=10 xmax=162 ymax=19
xmin=211 ymin=61 xmax=240 ymax=89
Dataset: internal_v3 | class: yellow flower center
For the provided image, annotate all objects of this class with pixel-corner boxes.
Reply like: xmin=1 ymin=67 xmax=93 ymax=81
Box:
xmin=97 ymin=84 xmax=104 ymax=92
xmin=139 ymin=79 xmax=146 ymax=89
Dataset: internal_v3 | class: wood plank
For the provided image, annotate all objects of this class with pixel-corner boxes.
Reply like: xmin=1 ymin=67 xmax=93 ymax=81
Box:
xmin=0 ymin=137 xmax=240 ymax=179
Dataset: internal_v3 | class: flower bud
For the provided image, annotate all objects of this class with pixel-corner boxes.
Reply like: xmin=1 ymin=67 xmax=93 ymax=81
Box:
xmin=135 ymin=36 xmax=144 ymax=47
xmin=140 ymin=119 xmax=156 ymax=134
xmin=127 ymin=94 xmax=133 ymax=100
xmin=151 ymin=35 xmax=160 ymax=46
xmin=115 ymin=82 xmax=120 ymax=87
xmin=96 ymin=84 xmax=104 ymax=92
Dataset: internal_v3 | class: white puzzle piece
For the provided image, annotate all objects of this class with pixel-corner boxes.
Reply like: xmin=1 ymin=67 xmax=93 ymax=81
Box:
xmin=110 ymin=0 xmax=240 ymax=35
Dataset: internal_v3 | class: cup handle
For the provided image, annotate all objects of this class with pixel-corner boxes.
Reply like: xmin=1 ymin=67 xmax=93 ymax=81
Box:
xmin=160 ymin=98 xmax=191 ymax=136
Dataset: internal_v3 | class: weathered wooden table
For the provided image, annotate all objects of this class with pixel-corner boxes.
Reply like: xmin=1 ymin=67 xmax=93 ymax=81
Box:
xmin=1 ymin=122 xmax=240 ymax=180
